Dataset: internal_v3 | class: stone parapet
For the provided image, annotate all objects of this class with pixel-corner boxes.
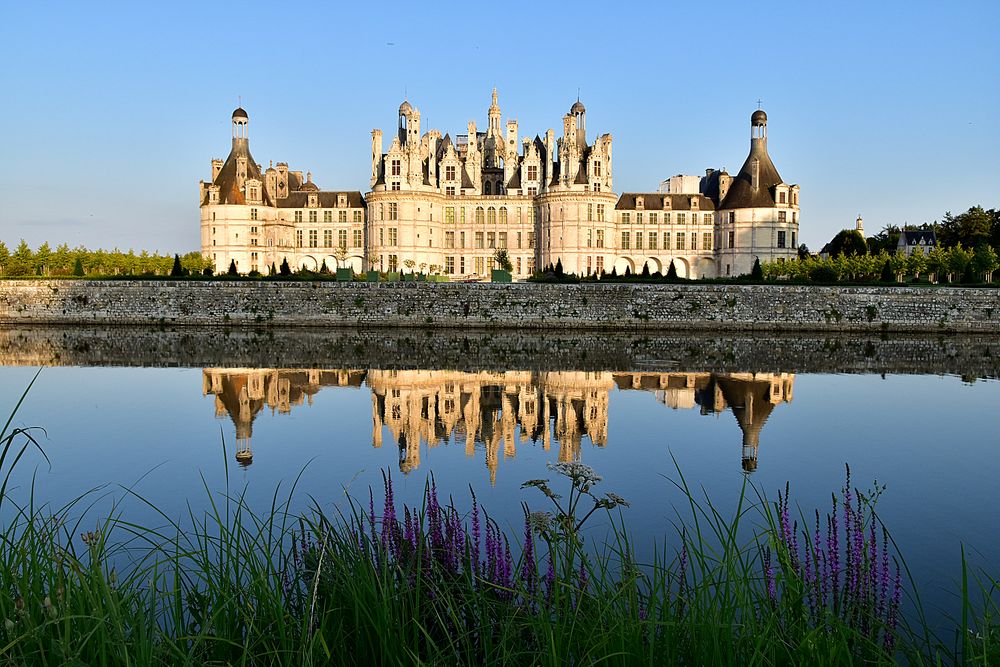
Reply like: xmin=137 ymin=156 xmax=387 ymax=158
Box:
xmin=2 ymin=280 xmax=1000 ymax=333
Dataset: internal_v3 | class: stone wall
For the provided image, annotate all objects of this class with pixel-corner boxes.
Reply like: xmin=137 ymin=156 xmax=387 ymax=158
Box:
xmin=2 ymin=280 xmax=1000 ymax=333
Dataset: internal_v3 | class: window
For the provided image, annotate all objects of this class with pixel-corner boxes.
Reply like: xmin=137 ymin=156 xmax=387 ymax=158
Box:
xmin=676 ymin=232 xmax=686 ymax=250
xmin=677 ymin=213 xmax=686 ymax=224
xmin=777 ymin=231 xmax=787 ymax=248
xmin=703 ymin=232 xmax=713 ymax=250
xmin=484 ymin=181 xmax=491 ymax=195
xmin=460 ymin=256 xmax=466 ymax=273
xmin=516 ymin=257 xmax=522 ymax=274
xmin=251 ymin=208 xmax=258 ymax=221
xmin=388 ymin=255 xmax=398 ymax=272
xmin=391 ymin=159 xmax=401 ymax=176
xmin=445 ymin=231 xmax=455 ymax=248
xmin=527 ymin=187 xmax=537 ymax=196
xmin=636 ymin=213 xmax=643 ymax=225
xmin=445 ymin=256 xmax=455 ymax=274
xmin=587 ymin=204 xmax=593 ymax=221
xmin=389 ymin=203 xmax=398 ymax=220
xmin=388 ymin=228 xmax=398 ymax=245
xmin=354 ymin=210 xmax=363 ymax=223
xmin=487 ymin=207 xmax=496 ymax=225
xmin=704 ymin=214 xmax=712 ymax=224
xmin=445 ymin=165 xmax=456 ymax=180
xmin=475 ymin=207 xmax=485 ymax=224
xmin=649 ymin=212 xmax=657 ymax=224
xmin=528 ymin=207 xmax=535 ymax=223
xmin=621 ymin=231 xmax=630 ymax=250
xmin=635 ymin=232 xmax=643 ymax=250
xmin=596 ymin=229 xmax=605 ymax=248
xmin=309 ymin=211 xmax=317 ymax=223
xmin=339 ymin=210 xmax=347 ymax=223
xmin=517 ymin=232 xmax=522 ymax=248
xmin=594 ymin=161 xmax=602 ymax=176
xmin=527 ymin=231 xmax=536 ymax=248
xmin=309 ymin=230 xmax=318 ymax=247
xmin=324 ymin=230 xmax=333 ymax=247
xmin=487 ymin=232 xmax=496 ymax=249
xmin=499 ymin=207 xmax=507 ymax=224
xmin=391 ymin=182 xmax=400 ymax=191
xmin=595 ymin=256 xmax=604 ymax=274
xmin=498 ymin=231 xmax=507 ymax=249
xmin=475 ymin=257 xmax=485 ymax=275
xmin=353 ymin=230 xmax=362 ymax=247
xmin=597 ymin=204 xmax=605 ymax=222
xmin=792 ymin=231 xmax=796 ymax=247
xmin=587 ymin=256 xmax=592 ymax=275
xmin=475 ymin=232 xmax=484 ymax=249
xmin=728 ymin=211 xmax=736 ymax=224
xmin=664 ymin=213 xmax=671 ymax=224
xmin=294 ymin=210 xmax=303 ymax=223
xmin=728 ymin=231 xmax=735 ymax=248
xmin=324 ymin=211 xmax=332 ymax=223
xmin=295 ymin=230 xmax=303 ymax=247
xmin=445 ymin=207 xmax=455 ymax=224
xmin=587 ymin=229 xmax=593 ymax=248
xmin=527 ymin=258 xmax=535 ymax=274
xmin=663 ymin=232 xmax=671 ymax=249
xmin=621 ymin=212 xmax=631 ymax=224
xmin=379 ymin=228 xmax=384 ymax=245
xmin=527 ymin=165 xmax=538 ymax=180
xmin=792 ymin=211 xmax=797 ymax=223
xmin=594 ymin=182 xmax=601 ymax=192
xmin=778 ymin=211 xmax=787 ymax=223
xmin=446 ymin=186 xmax=455 ymax=196
xmin=339 ymin=230 xmax=348 ymax=247
xmin=691 ymin=233 xmax=698 ymax=251
xmin=460 ymin=231 xmax=466 ymax=248
xmin=649 ymin=232 xmax=658 ymax=250
xmin=779 ymin=191 xmax=786 ymax=204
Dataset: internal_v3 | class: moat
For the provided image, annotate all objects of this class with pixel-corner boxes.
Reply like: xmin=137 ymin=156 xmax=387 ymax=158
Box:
xmin=1 ymin=326 xmax=998 ymax=628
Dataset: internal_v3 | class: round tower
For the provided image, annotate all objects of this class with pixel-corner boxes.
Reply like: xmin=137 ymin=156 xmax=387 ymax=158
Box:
xmin=570 ymin=98 xmax=586 ymax=133
xmin=751 ymin=109 xmax=767 ymax=141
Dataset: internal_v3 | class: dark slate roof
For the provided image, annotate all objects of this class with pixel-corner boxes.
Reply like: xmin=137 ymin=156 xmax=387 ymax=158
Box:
xmin=898 ymin=230 xmax=936 ymax=246
xmin=506 ymin=165 xmax=522 ymax=190
xmin=615 ymin=193 xmax=717 ymax=212
xmin=208 ymin=141 xmax=273 ymax=206
xmin=276 ymin=191 xmax=366 ymax=208
xmin=720 ymin=138 xmax=783 ymax=209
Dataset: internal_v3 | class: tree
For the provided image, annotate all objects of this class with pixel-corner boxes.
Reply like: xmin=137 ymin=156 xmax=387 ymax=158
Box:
xmin=334 ymin=243 xmax=349 ymax=268
xmin=866 ymin=225 xmax=901 ymax=255
xmin=34 ymin=242 xmax=52 ymax=276
xmin=73 ymin=257 xmax=85 ymax=276
xmin=972 ymin=244 xmax=998 ymax=282
xmin=906 ymin=250 xmax=927 ymax=281
xmin=889 ymin=250 xmax=908 ymax=283
xmin=269 ymin=262 xmax=277 ymax=276
xmin=926 ymin=246 xmax=947 ymax=283
xmin=493 ymin=248 xmax=513 ymax=272
xmin=609 ymin=266 xmax=618 ymax=278
xmin=879 ymin=259 xmax=894 ymax=283
xmin=279 ymin=258 xmax=291 ymax=276
xmin=0 ymin=241 xmax=8 ymax=276
xmin=228 ymin=259 xmax=238 ymax=276
xmin=171 ymin=254 xmax=183 ymax=277
xmin=827 ymin=229 xmax=868 ymax=257
xmin=403 ymin=259 xmax=416 ymax=274
xmin=555 ymin=258 xmax=564 ymax=277
xmin=797 ymin=244 xmax=810 ymax=260
xmin=750 ymin=257 xmax=763 ymax=280
xmin=938 ymin=206 xmax=992 ymax=249
xmin=9 ymin=240 xmax=33 ymax=276
xmin=319 ymin=260 xmax=331 ymax=275
xmin=640 ymin=261 xmax=651 ymax=278
xmin=666 ymin=260 xmax=677 ymax=280
xmin=946 ymin=244 xmax=971 ymax=282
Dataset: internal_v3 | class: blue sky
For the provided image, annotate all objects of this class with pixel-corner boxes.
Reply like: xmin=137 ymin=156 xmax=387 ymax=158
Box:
xmin=0 ymin=0 xmax=997 ymax=252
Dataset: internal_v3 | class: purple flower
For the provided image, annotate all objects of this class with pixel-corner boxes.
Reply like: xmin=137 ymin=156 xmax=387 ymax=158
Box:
xmin=545 ymin=552 xmax=555 ymax=603
xmin=471 ymin=490 xmax=481 ymax=575
xmin=522 ymin=513 xmax=536 ymax=596
xmin=763 ymin=547 xmax=776 ymax=604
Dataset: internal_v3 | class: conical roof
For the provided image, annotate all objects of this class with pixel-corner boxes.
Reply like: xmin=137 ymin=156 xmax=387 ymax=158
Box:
xmin=720 ymin=131 xmax=783 ymax=209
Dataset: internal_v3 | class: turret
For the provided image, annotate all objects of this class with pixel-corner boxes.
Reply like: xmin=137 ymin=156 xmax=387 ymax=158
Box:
xmin=232 ymin=107 xmax=249 ymax=149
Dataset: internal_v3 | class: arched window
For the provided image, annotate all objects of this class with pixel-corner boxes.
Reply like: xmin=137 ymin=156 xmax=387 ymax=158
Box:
xmin=487 ymin=207 xmax=496 ymax=225
xmin=475 ymin=207 xmax=485 ymax=224
xmin=484 ymin=181 xmax=492 ymax=195
xmin=499 ymin=207 xmax=507 ymax=224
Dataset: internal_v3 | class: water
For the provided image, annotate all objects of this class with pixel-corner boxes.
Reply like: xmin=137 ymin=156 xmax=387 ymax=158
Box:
xmin=1 ymin=326 xmax=998 ymax=628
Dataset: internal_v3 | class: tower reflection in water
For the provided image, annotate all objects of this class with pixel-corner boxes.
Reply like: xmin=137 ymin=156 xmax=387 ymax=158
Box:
xmin=202 ymin=369 xmax=794 ymax=479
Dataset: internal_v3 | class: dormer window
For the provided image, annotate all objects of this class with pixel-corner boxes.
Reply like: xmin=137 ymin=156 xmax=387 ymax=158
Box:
xmin=779 ymin=191 xmax=787 ymax=204
xmin=308 ymin=194 xmax=318 ymax=208
xmin=337 ymin=193 xmax=347 ymax=208
xmin=635 ymin=196 xmax=644 ymax=210
xmin=663 ymin=197 xmax=671 ymax=210
xmin=691 ymin=197 xmax=699 ymax=210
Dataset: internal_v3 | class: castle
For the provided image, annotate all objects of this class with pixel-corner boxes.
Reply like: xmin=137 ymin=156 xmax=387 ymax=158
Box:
xmin=200 ymin=91 xmax=800 ymax=279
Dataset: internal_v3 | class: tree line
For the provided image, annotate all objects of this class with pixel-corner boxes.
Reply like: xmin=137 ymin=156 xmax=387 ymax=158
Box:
xmin=0 ymin=240 xmax=210 ymax=277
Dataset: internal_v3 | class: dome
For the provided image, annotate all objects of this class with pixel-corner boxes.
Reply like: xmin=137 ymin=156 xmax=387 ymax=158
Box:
xmin=570 ymin=100 xmax=586 ymax=114
xmin=751 ymin=109 xmax=767 ymax=125
xmin=399 ymin=100 xmax=413 ymax=114
xmin=232 ymin=107 xmax=248 ymax=120
xmin=298 ymin=181 xmax=319 ymax=192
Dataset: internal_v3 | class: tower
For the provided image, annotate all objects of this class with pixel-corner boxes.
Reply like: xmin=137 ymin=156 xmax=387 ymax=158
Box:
xmin=488 ymin=87 xmax=501 ymax=137
xmin=856 ymin=215 xmax=864 ymax=237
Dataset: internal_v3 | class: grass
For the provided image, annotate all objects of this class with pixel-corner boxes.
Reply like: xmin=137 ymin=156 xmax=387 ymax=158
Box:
xmin=1 ymin=382 xmax=998 ymax=665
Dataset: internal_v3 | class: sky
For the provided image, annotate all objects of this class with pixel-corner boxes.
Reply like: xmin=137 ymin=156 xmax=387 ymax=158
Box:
xmin=0 ymin=0 xmax=997 ymax=253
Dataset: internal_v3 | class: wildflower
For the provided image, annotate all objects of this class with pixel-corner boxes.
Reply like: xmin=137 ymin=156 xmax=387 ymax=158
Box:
xmin=605 ymin=492 xmax=630 ymax=508
xmin=528 ymin=511 xmax=554 ymax=535
xmin=547 ymin=462 xmax=602 ymax=491
xmin=81 ymin=530 xmax=100 ymax=546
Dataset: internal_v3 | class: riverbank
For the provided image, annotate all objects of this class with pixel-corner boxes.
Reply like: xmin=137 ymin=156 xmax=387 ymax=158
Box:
xmin=3 ymin=280 xmax=1000 ymax=333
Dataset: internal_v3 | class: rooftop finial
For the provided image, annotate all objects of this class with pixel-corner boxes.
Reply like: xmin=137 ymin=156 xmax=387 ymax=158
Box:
xmin=756 ymin=98 xmax=762 ymax=109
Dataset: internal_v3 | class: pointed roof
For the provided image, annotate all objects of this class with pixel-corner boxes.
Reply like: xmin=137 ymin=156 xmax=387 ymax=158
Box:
xmin=720 ymin=136 xmax=783 ymax=209
xmin=207 ymin=140 xmax=272 ymax=206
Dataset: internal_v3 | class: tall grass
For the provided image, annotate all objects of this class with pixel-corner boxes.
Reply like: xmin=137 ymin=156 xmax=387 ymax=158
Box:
xmin=0 ymin=383 xmax=998 ymax=665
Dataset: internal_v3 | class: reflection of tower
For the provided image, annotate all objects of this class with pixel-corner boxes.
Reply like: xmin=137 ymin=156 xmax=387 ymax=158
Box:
xmin=713 ymin=373 xmax=794 ymax=472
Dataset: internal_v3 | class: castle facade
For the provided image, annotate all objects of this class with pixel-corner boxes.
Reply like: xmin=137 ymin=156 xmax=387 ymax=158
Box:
xmin=200 ymin=92 xmax=800 ymax=278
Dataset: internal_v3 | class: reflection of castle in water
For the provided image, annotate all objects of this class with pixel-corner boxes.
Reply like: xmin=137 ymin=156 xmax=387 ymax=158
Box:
xmin=203 ymin=369 xmax=793 ymax=477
